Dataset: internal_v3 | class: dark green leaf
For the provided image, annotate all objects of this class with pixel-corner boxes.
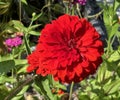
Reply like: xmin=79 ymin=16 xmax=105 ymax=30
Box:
xmin=0 ymin=60 xmax=15 ymax=73
xmin=78 ymin=95 xmax=90 ymax=100
xmin=0 ymin=85 xmax=10 ymax=100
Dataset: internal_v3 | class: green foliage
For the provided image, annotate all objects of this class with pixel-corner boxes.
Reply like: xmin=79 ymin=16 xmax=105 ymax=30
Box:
xmin=0 ymin=85 xmax=10 ymax=100
xmin=0 ymin=60 xmax=15 ymax=73
xmin=35 ymin=76 xmax=55 ymax=100
xmin=33 ymin=76 xmax=66 ymax=100
xmin=0 ymin=75 xmax=16 ymax=84
xmin=11 ymin=85 xmax=29 ymax=100
xmin=0 ymin=1 xmax=11 ymax=15
xmin=77 ymin=1 xmax=120 ymax=99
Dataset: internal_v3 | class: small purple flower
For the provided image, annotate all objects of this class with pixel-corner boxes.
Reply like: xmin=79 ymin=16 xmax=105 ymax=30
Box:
xmin=74 ymin=0 xmax=87 ymax=5
xmin=5 ymin=36 xmax=22 ymax=48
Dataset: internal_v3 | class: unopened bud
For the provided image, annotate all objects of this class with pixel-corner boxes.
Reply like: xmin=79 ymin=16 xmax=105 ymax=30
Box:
xmin=32 ymin=12 xmax=36 ymax=17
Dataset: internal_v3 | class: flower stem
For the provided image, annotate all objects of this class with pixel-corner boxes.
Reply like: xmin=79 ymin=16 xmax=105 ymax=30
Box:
xmin=69 ymin=81 xmax=74 ymax=100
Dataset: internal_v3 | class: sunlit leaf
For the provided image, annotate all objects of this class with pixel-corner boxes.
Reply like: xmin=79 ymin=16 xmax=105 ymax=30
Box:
xmin=97 ymin=62 xmax=107 ymax=83
xmin=103 ymin=79 xmax=120 ymax=95
xmin=28 ymin=24 xmax=41 ymax=31
xmin=0 ymin=54 xmax=13 ymax=62
xmin=108 ymin=50 xmax=120 ymax=62
xmin=0 ymin=75 xmax=16 ymax=84
xmin=17 ymin=65 xmax=28 ymax=74
xmin=29 ymin=31 xmax=40 ymax=36
xmin=14 ymin=59 xmax=27 ymax=66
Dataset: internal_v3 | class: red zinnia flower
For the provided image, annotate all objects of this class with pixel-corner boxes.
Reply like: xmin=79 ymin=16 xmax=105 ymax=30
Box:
xmin=27 ymin=14 xmax=104 ymax=83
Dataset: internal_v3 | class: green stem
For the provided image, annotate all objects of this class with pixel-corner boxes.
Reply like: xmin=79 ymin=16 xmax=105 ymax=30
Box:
xmin=71 ymin=5 xmax=75 ymax=15
xmin=63 ymin=1 xmax=69 ymax=14
xmin=24 ymin=35 xmax=31 ymax=55
xmin=87 ymin=10 xmax=104 ymax=18
xmin=47 ymin=0 xmax=52 ymax=21
xmin=76 ymin=4 xmax=82 ymax=18
xmin=28 ymin=20 xmax=34 ymax=29
xmin=69 ymin=81 xmax=74 ymax=100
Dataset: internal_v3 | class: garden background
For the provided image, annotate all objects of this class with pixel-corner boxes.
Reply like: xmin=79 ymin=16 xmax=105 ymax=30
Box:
xmin=0 ymin=0 xmax=120 ymax=100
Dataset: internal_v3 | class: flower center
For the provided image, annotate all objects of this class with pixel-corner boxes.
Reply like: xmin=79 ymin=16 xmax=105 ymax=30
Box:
xmin=68 ymin=39 xmax=76 ymax=48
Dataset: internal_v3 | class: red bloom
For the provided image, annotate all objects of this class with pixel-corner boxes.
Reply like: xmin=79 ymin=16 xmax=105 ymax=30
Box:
xmin=27 ymin=14 xmax=104 ymax=83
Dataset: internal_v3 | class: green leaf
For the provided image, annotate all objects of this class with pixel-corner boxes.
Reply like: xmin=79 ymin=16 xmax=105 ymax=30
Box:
xmin=97 ymin=61 xmax=113 ymax=84
xmin=32 ymin=12 xmax=43 ymax=21
xmin=78 ymin=95 xmax=90 ymax=100
xmin=116 ymin=0 xmax=120 ymax=3
xmin=109 ymin=23 xmax=119 ymax=39
xmin=11 ymin=85 xmax=29 ymax=100
xmin=107 ymin=61 xmax=119 ymax=71
xmin=34 ymin=77 xmax=48 ymax=98
xmin=53 ymin=81 xmax=66 ymax=90
xmin=97 ymin=62 xmax=107 ymax=83
xmin=0 ymin=75 xmax=16 ymax=84
xmin=0 ymin=60 xmax=15 ymax=73
xmin=0 ymin=85 xmax=10 ymax=100
xmin=51 ymin=4 xmax=65 ymax=14
xmin=35 ymin=76 xmax=54 ymax=100
xmin=28 ymin=24 xmax=41 ymax=31
xmin=8 ymin=20 xmax=25 ymax=32
xmin=0 ymin=2 xmax=10 ymax=14
xmin=116 ymin=66 xmax=120 ymax=77
xmin=29 ymin=31 xmax=40 ymax=36
xmin=33 ymin=83 xmax=43 ymax=95
xmin=41 ymin=78 xmax=55 ymax=100
xmin=103 ymin=79 xmax=120 ymax=95
xmin=17 ymin=65 xmax=28 ymax=74
xmin=48 ymin=75 xmax=66 ymax=90
xmin=0 ymin=54 xmax=13 ymax=62
xmin=21 ymin=0 xmax=28 ymax=5
xmin=24 ymin=35 xmax=31 ymax=55
xmin=114 ymin=0 xmax=120 ymax=11
xmin=108 ymin=50 xmax=120 ymax=62
xmin=14 ymin=59 xmax=27 ymax=66
xmin=0 ymin=59 xmax=27 ymax=73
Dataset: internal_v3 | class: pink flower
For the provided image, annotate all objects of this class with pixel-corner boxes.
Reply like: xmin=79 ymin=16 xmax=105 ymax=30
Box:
xmin=74 ymin=0 xmax=87 ymax=5
xmin=5 ymin=36 xmax=22 ymax=50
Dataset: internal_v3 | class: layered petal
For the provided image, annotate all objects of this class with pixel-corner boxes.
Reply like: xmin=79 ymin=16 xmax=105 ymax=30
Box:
xmin=27 ymin=14 xmax=104 ymax=83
